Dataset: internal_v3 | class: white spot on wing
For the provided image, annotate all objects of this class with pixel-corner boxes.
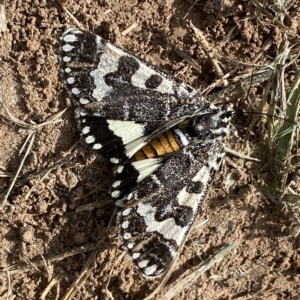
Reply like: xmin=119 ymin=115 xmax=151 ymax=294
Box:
xmin=71 ymin=88 xmax=80 ymax=95
xmin=123 ymin=232 xmax=132 ymax=240
xmin=63 ymin=34 xmax=77 ymax=43
xmin=122 ymin=221 xmax=129 ymax=229
xmin=110 ymin=157 xmax=119 ymax=164
xmin=150 ymin=174 xmax=161 ymax=186
xmin=127 ymin=192 xmax=133 ymax=200
xmin=63 ymin=56 xmax=71 ymax=62
xmin=117 ymin=166 xmax=124 ymax=173
xmin=82 ymin=126 xmax=90 ymax=134
xmin=67 ymin=77 xmax=75 ymax=84
xmin=85 ymin=135 xmax=95 ymax=144
xmin=144 ymin=265 xmax=158 ymax=276
xmin=80 ymin=98 xmax=90 ymax=104
xmin=62 ymin=44 xmax=74 ymax=52
xmin=138 ymin=260 xmax=149 ymax=268
xmin=132 ymin=252 xmax=140 ymax=259
xmin=111 ymin=190 xmax=120 ymax=198
xmin=127 ymin=243 xmax=134 ymax=249
xmin=93 ymin=143 xmax=102 ymax=150
xmin=65 ymin=67 xmax=71 ymax=73
xmin=122 ymin=208 xmax=131 ymax=216
xmin=79 ymin=110 xmax=87 ymax=116
xmin=112 ymin=180 xmax=121 ymax=188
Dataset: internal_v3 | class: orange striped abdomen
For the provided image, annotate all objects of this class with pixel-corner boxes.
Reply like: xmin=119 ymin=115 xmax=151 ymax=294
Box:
xmin=134 ymin=130 xmax=182 ymax=161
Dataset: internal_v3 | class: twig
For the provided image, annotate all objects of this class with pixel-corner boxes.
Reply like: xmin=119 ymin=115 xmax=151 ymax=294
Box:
xmin=0 ymin=132 xmax=35 ymax=207
xmin=40 ymin=278 xmax=59 ymax=300
xmin=183 ymin=0 xmax=198 ymax=20
xmin=250 ymin=0 xmax=296 ymax=35
xmin=175 ymin=49 xmax=202 ymax=73
xmin=0 ymin=154 xmax=74 ymax=202
xmin=0 ymin=0 xmax=6 ymax=32
xmin=60 ymin=208 xmax=118 ymax=300
xmin=2 ymin=242 xmax=101 ymax=273
xmin=161 ymin=244 xmax=236 ymax=300
xmin=56 ymin=0 xmax=84 ymax=29
xmin=121 ymin=23 xmax=138 ymax=36
xmin=190 ymin=21 xmax=225 ymax=81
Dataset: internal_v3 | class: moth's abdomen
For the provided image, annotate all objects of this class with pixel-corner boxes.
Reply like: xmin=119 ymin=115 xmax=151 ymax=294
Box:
xmin=134 ymin=130 xmax=182 ymax=161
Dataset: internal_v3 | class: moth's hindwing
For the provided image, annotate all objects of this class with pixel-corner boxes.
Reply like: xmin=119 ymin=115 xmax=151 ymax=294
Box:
xmin=60 ymin=28 xmax=233 ymax=278
xmin=118 ymin=107 xmax=232 ymax=277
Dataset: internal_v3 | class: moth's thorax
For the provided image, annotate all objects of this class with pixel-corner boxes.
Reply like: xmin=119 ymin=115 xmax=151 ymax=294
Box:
xmin=189 ymin=105 xmax=233 ymax=139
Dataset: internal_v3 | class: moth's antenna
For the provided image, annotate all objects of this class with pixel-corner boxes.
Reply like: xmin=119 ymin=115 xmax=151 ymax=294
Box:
xmin=233 ymin=67 xmax=256 ymax=115
xmin=238 ymin=110 xmax=298 ymax=126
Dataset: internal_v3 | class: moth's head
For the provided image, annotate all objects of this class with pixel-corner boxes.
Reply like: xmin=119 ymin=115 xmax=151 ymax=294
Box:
xmin=190 ymin=104 xmax=233 ymax=138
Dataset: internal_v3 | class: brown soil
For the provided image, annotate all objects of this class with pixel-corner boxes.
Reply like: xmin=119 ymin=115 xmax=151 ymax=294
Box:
xmin=1 ymin=1 xmax=300 ymax=299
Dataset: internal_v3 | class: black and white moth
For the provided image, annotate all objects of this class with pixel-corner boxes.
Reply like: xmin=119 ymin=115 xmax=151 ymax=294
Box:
xmin=60 ymin=28 xmax=233 ymax=278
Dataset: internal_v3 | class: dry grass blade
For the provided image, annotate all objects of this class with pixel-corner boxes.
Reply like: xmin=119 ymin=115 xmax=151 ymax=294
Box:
xmin=243 ymin=38 xmax=274 ymax=73
xmin=175 ymin=49 xmax=202 ymax=74
xmin=275 ymin=70 xmax=300 ymax=186
xmin=225 ymin=146 xmax=260 ymax=162
xmin=2 ymin=242 xmax=100 ymax=273
xmin=160 ymin=244 xmax=236 ymax=300
xmin=34 ymin=108 xmax=67 ymax=128
xmin=0 ymin=100 xmax=68 ymax=206
xmin=0 ymin=0 xmax=6 ymax=32
xmin=0 ymin=99 xmax=67 ymax=129
xmin=250 ymin=0 xmax=294 ymax=34
xmin=60 ymin=208 xmax=117 ymax=300
xmin=40 ymin=278 xmax=59 ymax=300
xmin=60 ymin=249 xmax=100 ymax=300
xmin=121 ymin=23 xmax=138 ymax=36
xmin=5 ymin=269 xmax=11 ymax=300
xmin=183 ymin=0 xmax=198 ymax=19
xmin=0 ymin=132 xmax=35 ymax=207
xmin=267 ymin=42 xmax=292 ymax=185
xmin=104 ymin=252 xmax=126 ymax=299
xmin=189 ymin=21 xmax=225 ymax=81
xmin=0 ymin=98 xmax=29 ymax=128
xmin=206 ymin=67 xmax=273 ymax=104
xmin=0 ymin=171 xmax=14 ymax=178
xmin=0 ymin=154 xmax=74 ymax=203
xmin=55 ymin=0 xmax=83 ymax=29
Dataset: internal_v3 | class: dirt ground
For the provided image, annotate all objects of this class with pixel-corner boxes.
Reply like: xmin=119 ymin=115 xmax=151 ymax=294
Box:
xmin=1 ymin=0 xmax=300 ymax=299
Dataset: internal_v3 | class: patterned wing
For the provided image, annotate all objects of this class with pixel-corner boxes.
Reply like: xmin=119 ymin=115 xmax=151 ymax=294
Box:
xmin=119 ymin=106 xmax=233 ymax=277
xmin=60 ymin=28 xmax=209 ymax=163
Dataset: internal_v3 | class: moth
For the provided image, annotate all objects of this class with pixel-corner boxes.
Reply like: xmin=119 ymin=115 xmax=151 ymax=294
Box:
xmin=60 ymin=28 xmax=233 ymax=278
